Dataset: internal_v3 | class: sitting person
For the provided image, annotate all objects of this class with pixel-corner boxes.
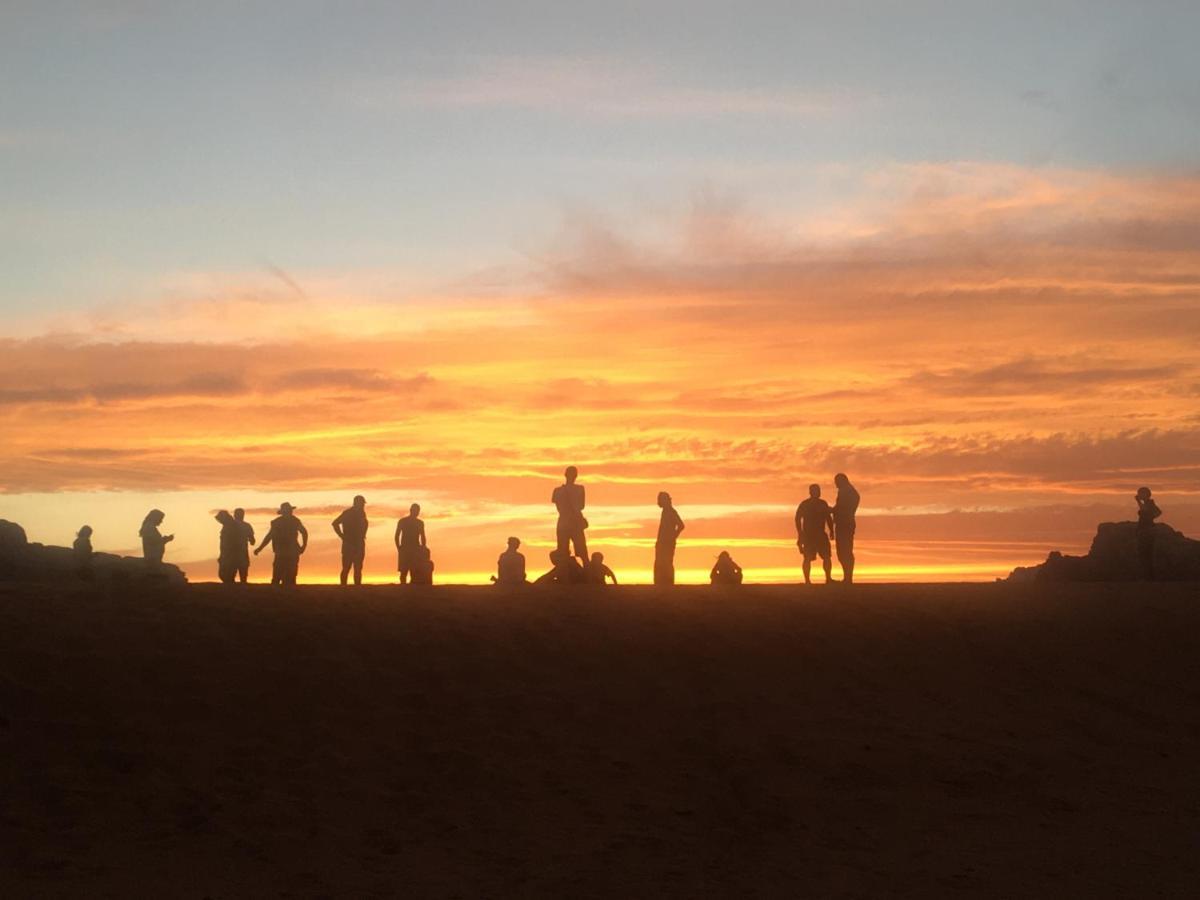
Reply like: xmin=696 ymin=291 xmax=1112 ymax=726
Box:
xmin=493 ymin=537 xmax=527 ymax=585
xmin=410 ymin=545 xmax=435 ymax=585
xmin=710 ymin=551 xmax=744 ymax=585
xmin=73 ymin=525 xmax=94 ymax=580
xmin=585 ymin=551 xmax=617 ymax=585
xmin=533 ymin=549 xmax=587 ymax=586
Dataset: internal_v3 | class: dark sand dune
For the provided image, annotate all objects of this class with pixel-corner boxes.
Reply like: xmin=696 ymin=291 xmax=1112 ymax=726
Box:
xmin=2 ymin=583 xmax=1199 ymax=898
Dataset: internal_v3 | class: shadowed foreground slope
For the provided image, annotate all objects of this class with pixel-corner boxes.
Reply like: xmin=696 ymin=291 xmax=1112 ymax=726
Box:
xmin=2 ymin=583 xmax=1199 ymax=898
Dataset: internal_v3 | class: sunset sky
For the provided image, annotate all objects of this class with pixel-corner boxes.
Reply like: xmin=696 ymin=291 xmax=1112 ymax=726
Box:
xmin=2 ymin=2 xmax=1198 ymax=583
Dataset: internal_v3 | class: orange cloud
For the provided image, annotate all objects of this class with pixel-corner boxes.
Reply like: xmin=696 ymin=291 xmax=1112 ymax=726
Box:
xmin=4 ymin=163 xmax=1198 ymax=581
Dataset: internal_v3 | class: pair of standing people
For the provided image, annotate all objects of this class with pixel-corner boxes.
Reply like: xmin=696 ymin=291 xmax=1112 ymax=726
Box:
xmin=552 ymin=468 xmax=686 ymax=586
xmin=215 ymin=508 xmax=255 ymax=583
xmin=331 ymin=498 xmax=431 ymax=585
xmin=794 ymin=473 xmax=859 ymax=584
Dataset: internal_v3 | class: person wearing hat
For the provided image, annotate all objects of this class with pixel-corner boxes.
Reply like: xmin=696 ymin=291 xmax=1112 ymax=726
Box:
xmin=332 ymin=495 xmax=369 ymax=586
xmin=255 ymin=502 xmax=308 ymax=586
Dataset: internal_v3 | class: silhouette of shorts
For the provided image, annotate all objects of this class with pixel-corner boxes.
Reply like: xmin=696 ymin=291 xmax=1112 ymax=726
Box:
xmin=342 ymin=542 xmax=365 ymax=565
xmin=802 ymin=533 xmax=831 ymax=562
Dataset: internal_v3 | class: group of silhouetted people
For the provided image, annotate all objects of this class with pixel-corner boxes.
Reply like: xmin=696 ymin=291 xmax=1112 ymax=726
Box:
xmin=75 ymin=476 xmax=1165 ymax=586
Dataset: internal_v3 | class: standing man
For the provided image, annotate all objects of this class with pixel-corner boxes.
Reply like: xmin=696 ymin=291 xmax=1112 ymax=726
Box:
xmin=552 ymin=466 xmax=588 ymax=563
xmin=255 ymin=502 xmax=308 ymax=586
xmin=795 ymin=484 xmax=835 ymax=585
xmin=832 ymin=473 xmax=861 ymax=584
xmin=1135 ymin=487 xmax=1162 ymax=580
xmin=654 ymin=491 xmax=685 ymax=586
xmin=394 ymin=503 xmax=427 ymax=585
xmin=332 ymin=495 xmax=369 ymax=586
xmin=233 ymin=508 xmax=255 ymax=583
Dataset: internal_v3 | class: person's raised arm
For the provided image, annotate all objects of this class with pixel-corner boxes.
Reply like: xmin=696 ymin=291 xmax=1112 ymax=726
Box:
xmin=298 ymin=520 xmax=309 ymax=553
xmin=332 ymin=511 xmax=345 ymax=539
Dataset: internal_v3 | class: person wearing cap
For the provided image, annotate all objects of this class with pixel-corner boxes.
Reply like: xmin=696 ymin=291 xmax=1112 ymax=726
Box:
xmin=332 ymin=495 xmax=369 ymax=586
xmin=255 ymin=502 xmax=308 ymax=586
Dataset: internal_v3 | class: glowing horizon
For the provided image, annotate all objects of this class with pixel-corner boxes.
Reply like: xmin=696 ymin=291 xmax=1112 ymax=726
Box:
xmin=2 ymin=5 xmax=1198 ymax=583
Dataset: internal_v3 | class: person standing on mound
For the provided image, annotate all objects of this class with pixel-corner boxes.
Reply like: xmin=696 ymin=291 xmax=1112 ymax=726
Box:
xmin=332 ymin=495 xmax=369 ymax=586
xmin=139 ymin=509 xmax=173 ymax=569
xmin=833 ymin=473 xmax=861 ymax=584
xmin=255 ymin=502 xmax=308 ymax=586
xmin=654 ymin=491 xmax=685 ymax=586
xmin=795 ymin=484 xmax=835 ymax=585
xmin=1135 ymin=487 xmax=1162 ymax=580
xmin=394 ymin=503 xmax=426 ymax=585
xmin=552 ymin=466 xmax=588 ymax=563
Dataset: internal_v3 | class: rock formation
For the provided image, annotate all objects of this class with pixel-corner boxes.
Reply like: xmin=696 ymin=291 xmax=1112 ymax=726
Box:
xmin=0 ymin=519 xmax=187 ymax=585
xmin=1008 ymin=521 xmax=1200 ymax=583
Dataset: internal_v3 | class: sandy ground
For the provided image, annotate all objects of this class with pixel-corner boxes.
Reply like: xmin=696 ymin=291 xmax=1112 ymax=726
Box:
xmin=1 ymin=582 xmax=1198 ymax=898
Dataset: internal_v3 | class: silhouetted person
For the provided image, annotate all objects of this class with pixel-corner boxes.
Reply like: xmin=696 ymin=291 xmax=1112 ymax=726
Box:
xmin=73 ymin=525 xmax=94 ymax=580
xmin=494 ymin=537 xmax=527 ymax=585
xmin=1136 ymin=487 xmax=1162 ymax=580
xmin=139 ymin=509 xmax=173 ymax=568
xmin=255 ymin=502 xmax=308 ymax=586
xmin=394 ymin=503 xmax=427 ymax=585
xmin=332 ymin=495 xmax=369 ymax=585
xmin=534 ymin=549 xmax=587 ymax=585
xmin=796 ymin=484 xmax=834 ymax=584
xmin=654 ymin=491 xmax=685 ymax=586
xmin=833 ymin=473 xmax=861 ymax=584
xmin=233 ymin=508 xmax=254 ymax=583
xmin=215 ymin=510 xmax=243 ymax=584
xmin=552 ymin=466 xmax=588 ymax=563
xmin=411 ymin=545 xmax=435 ymax=585
xmin=710 ymin=551 xmax=743 ymax=585
xmin=586 ymin=551 xmax=617 ymax=585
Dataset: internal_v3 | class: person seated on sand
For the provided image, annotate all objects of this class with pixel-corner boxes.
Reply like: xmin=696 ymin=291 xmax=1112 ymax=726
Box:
xmin=73 ymin=525 xmax=94 ymax=580
xmin=214 ymin=510 xmax=244 ymax=584
xmin=410 ymin=545 xmax=435 ymax=586
xmin=1135 ymin=486 xmax=1162 ymax=580
xmin=139 ymin=509 xmax=174 ymax=568
xmin=710 ymin=551 xmax=744 ymax=585
xmin=493 ymin=537 xmax=527 ymax=585
xmin=585 ymin=551 xmax=617 ymax=585
xmin=533 ymin=549 xmax=587 ymax=586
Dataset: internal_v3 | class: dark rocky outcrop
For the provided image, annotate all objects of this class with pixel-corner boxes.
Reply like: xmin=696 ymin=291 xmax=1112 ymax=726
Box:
xmin=1008 ymin=521 xmax=1200 ymax=583
xmin=0 ymin=519 xmax=187 ymax=585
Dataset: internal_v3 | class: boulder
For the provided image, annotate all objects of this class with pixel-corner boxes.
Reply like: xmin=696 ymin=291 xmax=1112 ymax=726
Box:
xmin=1008 ymin=521 xmax=1200 ymax=583
xmin=0 ymin=520 xmax=187 ymax=585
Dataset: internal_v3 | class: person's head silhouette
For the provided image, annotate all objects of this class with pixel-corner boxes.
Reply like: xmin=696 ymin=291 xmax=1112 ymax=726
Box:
xmin=809 ymin=484 xmax=821 ymax=499
xmin=834 ymin=473 xmax=849 ymax=489
xmin=279 ymin=502 xmax=295 ymax=516
xmin=591 ymin=551 xmax=604 ymax=565
xmin=657 ymin=491 xmax=671 ymax=508
xmin=507 ymin=536 xmax=521 ymax=550
xmin=564 ymin=466 xmax=578 ymax=484
xmin=234 ymin=508 xmax=245 ymax=521
xmin=353 ymin=495 xmax=366 ymax=509
xmin=78 ymin=525 xmax=93 ymax=539
xmin=1136 ymin=486 xmax=1152 ymax=500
